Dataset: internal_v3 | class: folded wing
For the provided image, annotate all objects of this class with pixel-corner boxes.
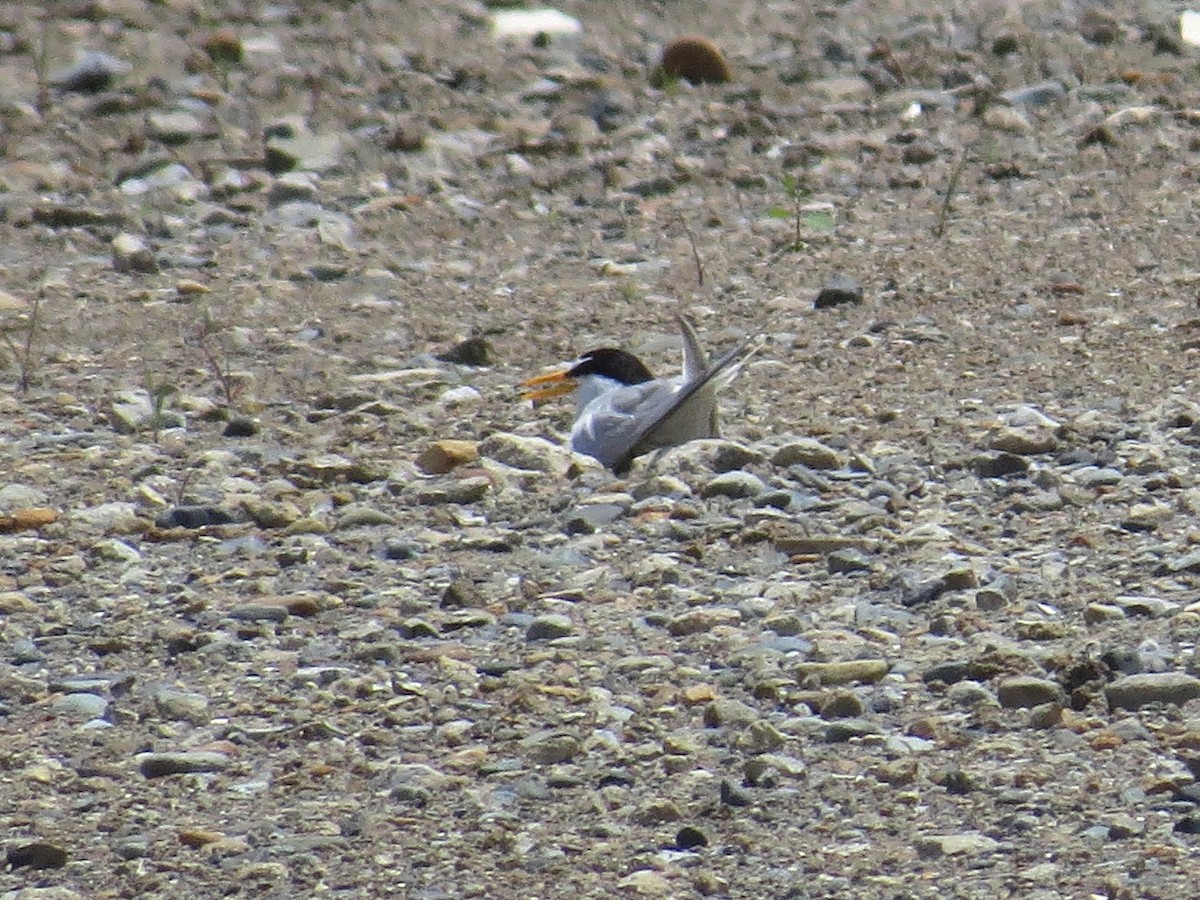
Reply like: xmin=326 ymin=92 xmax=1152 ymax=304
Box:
xmin=570 ymin=376 xmax=687 ymax=470
xmin=609 ymin=334 xmax=761 ymax=474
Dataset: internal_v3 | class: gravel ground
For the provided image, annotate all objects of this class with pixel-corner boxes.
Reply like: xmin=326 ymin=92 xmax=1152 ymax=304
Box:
xmin=4 ymin=1 xmax=1200 ymax=897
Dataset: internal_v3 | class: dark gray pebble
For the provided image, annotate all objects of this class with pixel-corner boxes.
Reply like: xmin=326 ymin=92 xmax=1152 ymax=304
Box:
xmin=6 ymin=841 xmax=68 ymax=870
xmin=137 ymin=751 xmax=232 ymax=778
xmin=972 ymin=452 xmax=1029 ymax=478
xmin=675 ymin=826 xmax=708 ymax=850
xmin=437 ymin=337 xmax=493 ymax=366
xmin=814 ymin=275 xmax=863 ymax=309
xmin=155 ymin=505 xmax=237 ymax=529
xmin=223 ymin=416 xmax=259 ymax=437
xmin=828 ymin=548 xmax=871 ymax=574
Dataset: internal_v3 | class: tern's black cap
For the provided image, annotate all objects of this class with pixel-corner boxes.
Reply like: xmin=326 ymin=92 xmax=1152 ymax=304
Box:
xmin=568 ymin=349 xmax=653 ymax=386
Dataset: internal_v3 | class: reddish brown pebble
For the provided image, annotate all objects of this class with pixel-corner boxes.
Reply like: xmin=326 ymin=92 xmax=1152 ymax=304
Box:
xmin=0 ymin=507 xmax=57 ymax=533
xmin=1050 ymin=281 xmax=1085 ymax=295
xmin=415 ymin=439 xmax=480 ymax=475
xmin=179 ymin=829 xmax=224 ymax=848
xmin=655 ymin=36 xmax=732 ymax=86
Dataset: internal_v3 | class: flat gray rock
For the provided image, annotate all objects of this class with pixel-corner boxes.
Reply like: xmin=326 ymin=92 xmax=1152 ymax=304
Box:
xmin=1105 ymin=673 xmax=1200 ymax=711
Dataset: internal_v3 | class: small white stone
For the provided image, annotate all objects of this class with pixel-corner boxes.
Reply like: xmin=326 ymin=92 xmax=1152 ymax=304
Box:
xmin=439 ymin=385 xmax=481 ymax=406
xmin=1182 ymin=10 xmax=1200 ymax=46
xmin=491 ymin=8 xmax=582 ymax=40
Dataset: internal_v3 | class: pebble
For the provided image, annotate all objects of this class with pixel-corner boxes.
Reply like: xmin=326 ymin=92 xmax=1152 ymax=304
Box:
xmin=795 ymin=659 xmax=889 ymax=685
xmin=415 ymin=439 xmax=480 ymax=474
xmin=914 ymin=832 xmax=1000 ymax=858
xmin=395 ymin=618 xmax=437 ymax=639
xmin=819 ymin=690 xmax=865 ymax=718
xmin=72 ymin=501 xmax=142 ymax=532
xmin=336 ymin=505 xmax=397 ymax=528
xmin=242 ymin=499 xmax=301 ymax=528
xmin=703 ymin=698 xmax=759 ymax=728
xmin=51 ymin=50 xmax=130 ymax=92
xmin=1103 ymin=814 xmax=1145 ymax=839
xmin=1001 ymin=80 xmax=1066 ymax=107
xmin=267 ymin=172 xmax=320 ymax=206
xmin=32 ymin=204 xmax=125 ymax=228
xmin=155 ymin=505 xmax=237 ymax=529
xmin=526 ymin=614 xmax=574 ymax=641
xmin=112 ymin=232 xmax=159 ymax=274
xmin=990 ymin=427 xmax=1057 ymax=455
xmin=479 ymin=432 xmax=568 ymax=472
xmin=112 ymin=836 xmax=151 ymax=860
xmin=521 ymin=731 xmax=580 ymax=765
xmin=53 ymin=673 xmax=131 ymax=693
xmin=720 ymin=779 xmax=752 ymax=806
xmin=262 ymin=202 xmax=354 ymax=234
xmin=265 ymin=129 xmax=344 ymax=174
xmin=110 ymin=389 xmax=185 ymax=433
xmin=51 ymin=693 xmax=109 ymax=721
xmin=827 ymin=548 xmax=872 ymax=574
xmin=223 ymin=415 xmax=259 ymax=437
xmin=975 ymin=588 xmax=1008 ymax=612
xmin=436 ymin=337 xmax=493 ymax=366
xmin=948 ymin=681 xmax=996 ymax=707
xmin=152 ymin=687 xmax=210 ymax=724
xmin=491 ymin=8 xmax=582 ymax=42
xmin=744 ymin=753 xmax=806 ymax=784
xmin=1112 ymin=595 xmax=1177 ymax=618
xmin=148 ymin=110 xmax=208 ymax=145
xmin=972 ymin=452 xmax=1029 ymax=478
xmin=616 ymin=870 xmax=672 ymax=895
xmin=1071 ymin=466 xmax=1123 ymax=488
xmin=137 ymin=751 xmax=232 ymax=778
xmin=1105 ymin=673 xmax=1200 ymax=710
xmin=996 ymin=676 xmax=1065 ymax=709
xmin=655 ymin=36 xmax=732 ymax=86
xmin=5 ymin=841 xmax=69 ymax=870
xmin=773 ymin=534 xmax=866 ymax=555
xmin=667 ymin=607 xmax=742 ymax=636
xmin=119 ymin=162 xmax=203 ymax=199
xmin=823 ymin=718 xmax=883 ymax=742
xmin=93 ymin=538 xmax=142 ymax=564
xmin=0 ymin=483 xmax=49 ymax=507
xmin=414 ymin=475 xmax=491 ymax=505
xmin=1159 ymin=549 xmax=1200 ymax=575
xmin=1083 ymin=602 xmax=1126 ymax=624
xmin=631 ymin=799 xmax=683 ymax=825
xmin=771 ymin=439 xmax=842 ymax=470
xmin=814 ymin=275 xmax=863 ymax=309
xmin=565 ymin=502 xmax=625 ymax=534
xmin=228 ymin=602 xmax=290 ymax=623
xmin=10 ymin=638 xmax=44 ymax=664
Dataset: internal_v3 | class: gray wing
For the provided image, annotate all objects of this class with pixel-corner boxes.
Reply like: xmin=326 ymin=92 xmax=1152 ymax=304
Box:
xmin=570 ymin=377 xmax=687 ymax=470
xmin=610 ymin=335 xmax=761 ymax=474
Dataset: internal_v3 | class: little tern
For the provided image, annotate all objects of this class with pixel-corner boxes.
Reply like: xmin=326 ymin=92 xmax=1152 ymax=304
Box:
xmin=521 ymin=316 xmax=757 ymax=473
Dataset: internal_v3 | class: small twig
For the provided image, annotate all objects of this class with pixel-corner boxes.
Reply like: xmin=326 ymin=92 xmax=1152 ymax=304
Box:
xmin=933 ymin=148 xmax=970 ymax=239
xmin=192 ymin=311 xmax=239 ymax=408
xmin=33 ymin=16 xmax=51 ymax=116
xmin=174 ymin=466 xmax=198 ymax=507
xmin=2 ymin=289 xmax=44 ymax=394
xmin=678 ymin=216 xmax=705 ymax=287
xmin=139 ymin=358 xmax=179 ymax=442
